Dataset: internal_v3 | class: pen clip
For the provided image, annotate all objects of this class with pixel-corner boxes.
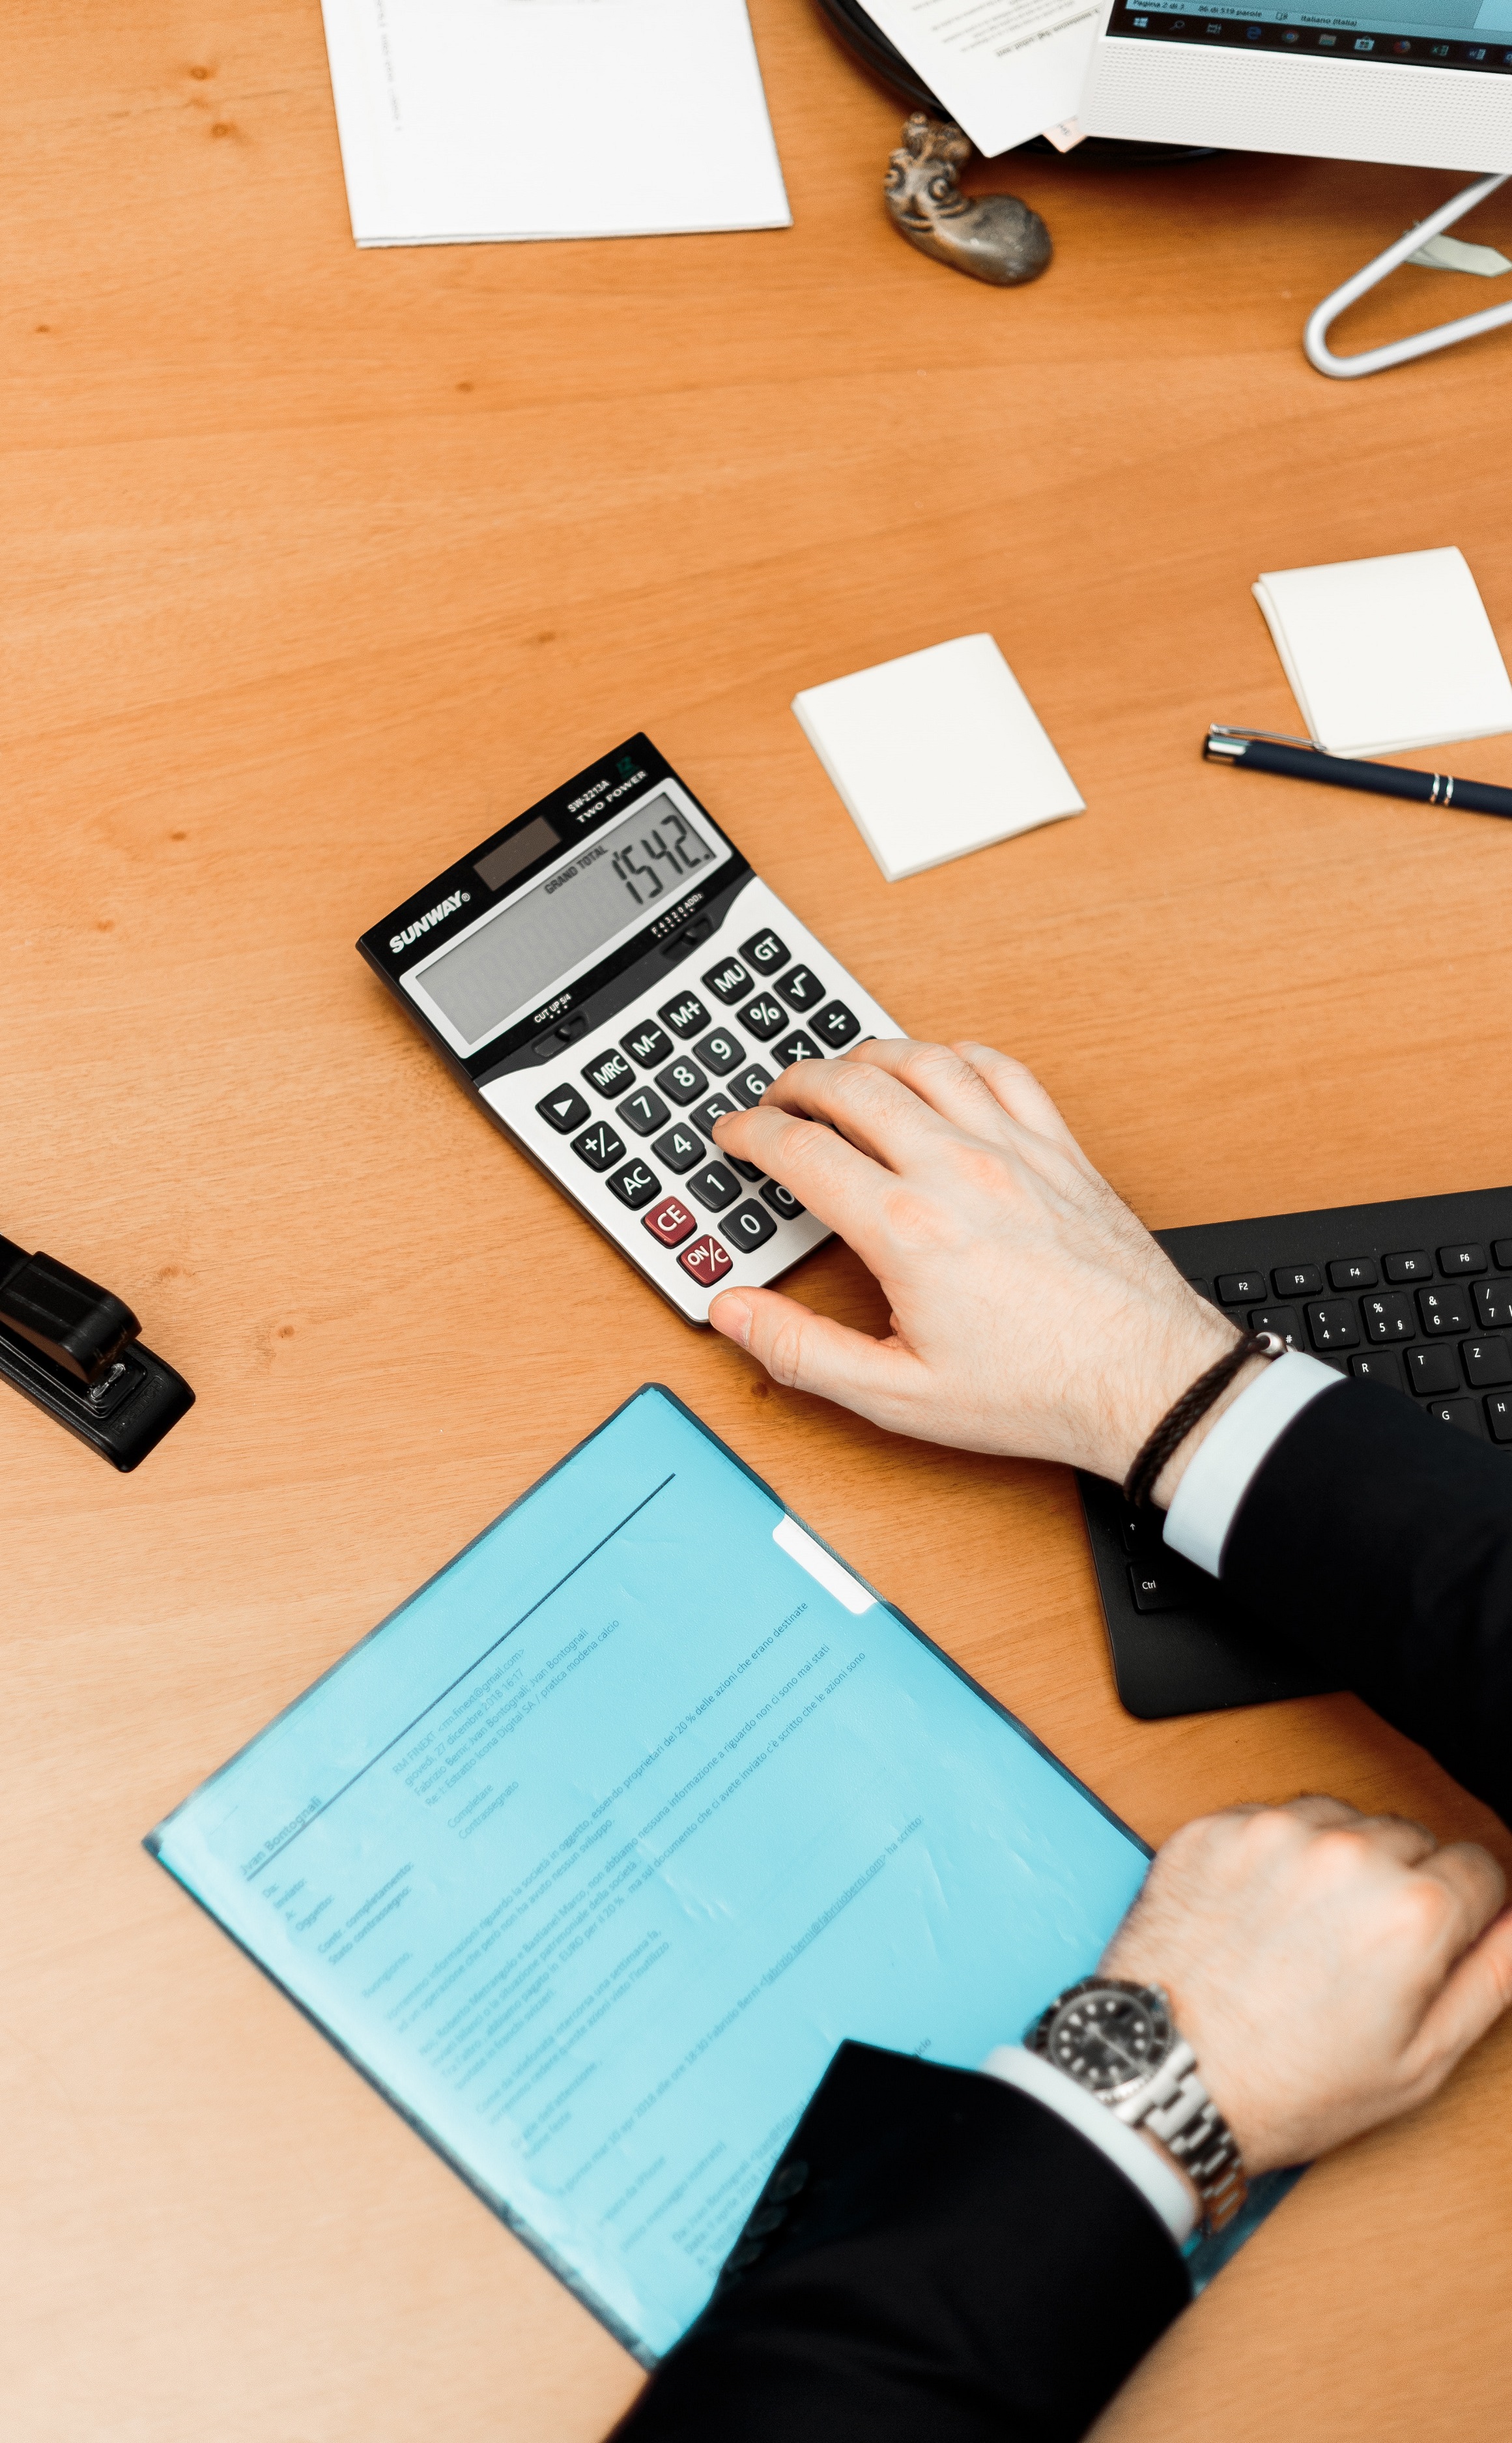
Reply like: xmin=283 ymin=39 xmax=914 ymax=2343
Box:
xmin=1207 ymin=721 xmax=1324 ymax=753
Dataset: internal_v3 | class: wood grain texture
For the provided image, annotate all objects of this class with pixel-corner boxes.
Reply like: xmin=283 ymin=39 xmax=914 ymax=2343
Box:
xmin=3 ymin=6 xmax=1511 ymax=2437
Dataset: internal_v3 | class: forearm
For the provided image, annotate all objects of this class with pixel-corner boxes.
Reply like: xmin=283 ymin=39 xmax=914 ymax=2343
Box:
xmin=608 ymin=2044 xmax=1188 ymax=2443
xmin=1220 ymin=1378 xmax=1512 ymax=1825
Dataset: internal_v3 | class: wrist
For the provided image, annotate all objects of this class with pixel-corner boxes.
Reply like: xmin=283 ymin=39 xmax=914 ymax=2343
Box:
xmin=1149 ymin=1350 xmax=1272 ymax=1509
xmin=1098 ymin=1297 xmax=1238 ymax=1490
xmin=1135 ymin=2125 xmax=1203 ymax=2217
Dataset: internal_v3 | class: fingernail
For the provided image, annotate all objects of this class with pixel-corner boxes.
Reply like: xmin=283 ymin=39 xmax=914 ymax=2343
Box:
xmin=710 ymin=1293 xmax=752 ymax=1349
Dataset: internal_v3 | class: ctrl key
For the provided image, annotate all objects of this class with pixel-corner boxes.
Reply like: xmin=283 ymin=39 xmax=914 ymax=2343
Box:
xmin=1128 ymin=1561 xmax=1190 ymax=1613
xmin=679 ymin=1233 xmax=734 ymax=1289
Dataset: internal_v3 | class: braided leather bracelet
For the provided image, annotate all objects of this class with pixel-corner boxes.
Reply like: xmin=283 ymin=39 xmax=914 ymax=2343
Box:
xmin=1121 ymin=1329 xmax=1286 ymax=1509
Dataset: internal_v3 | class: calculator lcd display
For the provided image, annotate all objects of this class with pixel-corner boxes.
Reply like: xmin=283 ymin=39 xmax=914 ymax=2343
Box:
xmin=414 ymin=790 xmax=723 ymax=1050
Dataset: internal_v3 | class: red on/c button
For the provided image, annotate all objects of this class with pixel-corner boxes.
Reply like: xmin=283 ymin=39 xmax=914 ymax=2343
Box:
xmin=642 ymin=1196 xmax=696 ymax=1249
xmin=678 ymin=1234 xmax=734 ymax=1286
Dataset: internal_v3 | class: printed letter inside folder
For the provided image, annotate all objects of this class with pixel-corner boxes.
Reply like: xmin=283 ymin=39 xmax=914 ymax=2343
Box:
xmin=149 ymin=1388 xmax=1290 ymax=2361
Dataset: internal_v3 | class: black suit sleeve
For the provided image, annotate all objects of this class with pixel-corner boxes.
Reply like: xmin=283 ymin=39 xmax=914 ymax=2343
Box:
xmin=606 ymin=2041 xmax=1189 ymax=2443
xmin=1223 ymin=1376 xmax=1512 ymax=1823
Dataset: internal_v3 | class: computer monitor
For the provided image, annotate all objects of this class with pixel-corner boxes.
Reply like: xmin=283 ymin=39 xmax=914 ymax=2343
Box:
xmin=1080 ymin=1 xmax=1512 ymax=168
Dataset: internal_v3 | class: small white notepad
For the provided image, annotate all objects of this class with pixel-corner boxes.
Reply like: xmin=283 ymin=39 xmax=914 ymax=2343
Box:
xmin=1253 ymin=548 xmax=1512 ymax=756
xmin=792 ymin=635 xmax=1084 ymax=884
xmin=319 ymin=0 xmax=790 ymax=246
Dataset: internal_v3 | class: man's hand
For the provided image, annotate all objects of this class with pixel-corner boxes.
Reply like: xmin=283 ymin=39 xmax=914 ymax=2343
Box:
xmin=709 ymin=1038 xmax=1243 ymax=1494
xmin=1102 ymin=1797 xmax=1512 ymax=2175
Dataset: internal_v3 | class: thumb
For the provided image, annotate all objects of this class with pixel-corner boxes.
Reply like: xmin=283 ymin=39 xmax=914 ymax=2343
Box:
xmin=709 ymin=1286 xmax=921 ymax=1423
xmin=1407 ymin=1906 xmax=1512 ymax=2088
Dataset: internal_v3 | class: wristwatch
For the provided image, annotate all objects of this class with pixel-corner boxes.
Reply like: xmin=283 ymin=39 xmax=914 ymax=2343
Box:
xmin=1025 ymin=1976 xmax=1248 ymax=2233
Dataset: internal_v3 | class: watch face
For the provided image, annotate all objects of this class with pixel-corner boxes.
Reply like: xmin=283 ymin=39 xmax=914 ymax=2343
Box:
xmin=1046 ymin=1984 xmax=1171 ymax=2098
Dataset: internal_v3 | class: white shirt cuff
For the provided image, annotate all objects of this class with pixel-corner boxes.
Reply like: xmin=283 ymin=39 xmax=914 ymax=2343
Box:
xmin=1163 ymin=1350 xmax=1344 ymax=1578
xmin=980 ymin=2043 xmax=1198 ymax=2245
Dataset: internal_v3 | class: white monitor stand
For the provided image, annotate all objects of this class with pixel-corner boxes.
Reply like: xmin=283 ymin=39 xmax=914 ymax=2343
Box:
xmin=1079 ymin=1 xmax=1512 ymax=375
xmin=1305 ymin=169 xmax=1512 ymax=376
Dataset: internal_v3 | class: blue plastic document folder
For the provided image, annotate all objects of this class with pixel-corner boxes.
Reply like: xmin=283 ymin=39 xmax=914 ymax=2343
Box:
xmin=148 ymin=1387 xmax=1279 ymax=2363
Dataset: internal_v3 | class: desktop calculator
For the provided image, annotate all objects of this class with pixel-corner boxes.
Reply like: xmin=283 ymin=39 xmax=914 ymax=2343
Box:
xmin=358 ymin=736 xmax=898 ymax=1323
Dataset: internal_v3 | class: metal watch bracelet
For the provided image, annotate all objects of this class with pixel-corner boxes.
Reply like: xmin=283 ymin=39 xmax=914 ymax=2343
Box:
xmin=1111 ymin=2036 xmax=1248 ymax=2232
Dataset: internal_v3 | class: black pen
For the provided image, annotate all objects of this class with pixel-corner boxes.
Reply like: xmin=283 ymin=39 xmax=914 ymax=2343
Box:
xmin=1203 ymin=724 xmax=1512 ymax=820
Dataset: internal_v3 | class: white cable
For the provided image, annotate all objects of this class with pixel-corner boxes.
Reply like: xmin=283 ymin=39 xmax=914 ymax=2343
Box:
xmin=1304 ymin=171 xmax=1512 ymax=380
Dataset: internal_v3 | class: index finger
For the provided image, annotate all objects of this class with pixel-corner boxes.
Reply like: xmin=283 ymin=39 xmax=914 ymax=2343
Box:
xmin=706 ymin=1096 xmax=906 ymax=1267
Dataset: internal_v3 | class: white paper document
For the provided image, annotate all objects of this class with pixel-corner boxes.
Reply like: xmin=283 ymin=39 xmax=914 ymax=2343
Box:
xmin=857 ymin=0 xmax=1100 ymax=158
xmin=793 ymin=633 xmax=1084 ymax=883
xmin=319 ymin=0 xmax=791 ymax=245
xmin=1253 ymin=547 xmax=1512 ymax=757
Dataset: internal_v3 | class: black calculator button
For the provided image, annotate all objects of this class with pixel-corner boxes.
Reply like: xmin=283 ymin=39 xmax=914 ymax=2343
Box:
xmin=1350 ymin=1350 xmax=1406 ymax=1391
xmin=655 ymin=1056 xmax=708 ymax=1106
xmin=1438 ymin=1242 xmax=1487 ymax=1277
xmin=760 ymin=1180 xmax=805 ymax=1219
xmin=584 ymin=1048 xmax=635 ymax=1099
xmin=774 ymin=1031 xmax=823 ymax=1065
xmin=622 ymin=1020 xmax=674 ymax=1071
xmin=1361 ymin=1292 xmax=1414 ymax=1342
xmin=1462 ymin=1337 xmax=1512 ymax=1387
xmin=1248 ymin=1305 xmax=1303 ymax=1350
xmin=722 ymin=1199 xmax=777 ymax=1252
xmin=606 ymin=1159 xmax=660 ymax=1210
xmin=572 ymin=1121 xmax=626 ymax=1173
xmin=1216 ymin=1271 xmax=1266 ymax=1305
xmin=703 ymin=957 xmax=752 ymax=1005
xmin=651 ymin=1123 xmax=705 ymax=1175
xmin=730 ymin=1063 xmax=773 ymax=1108
xmin=1327 ymin=1258 xmax=1377 ymax=1291
xmin=620 ymin=1087 xmax=670 ymax=1138
xmin=687 ymin=1161 xmax=740 ymax=1212
xmin=1418 ymin=1284 xmax=1471 ymax=1334
xmin=1383 ymin=1249 xmax=1432 ymax=1282
xmin=1426 ymin=1396 xmax=1483 ymax=1436
xmin=1406 ymin=1344 xmax=1459 ymax=1396
xmin=775 ymin=964 xmax=825 ymax=1011
xmin=689 ymin=1092 xmax=738 ymax=1138
xmin=738 ymin=994 xmax=788 ymax=1043
xmin=1474 ymin=1279 xmax=1512 ymax=1330
xmin=1273 ymin=1265 xmax=1322 ymax=1297
xmin=691 ymin=1028 xmax=744 ymax=1077
xmin=739 ymin=928 xmax=789 ymax=976
xmin=810 ymin=1000 xmax=861 ymax=1049
xmin=537 ymin=1086 xmax=591 ymax=1135
xmin=1305 ymin=1299 xmax=1360 ymax=1350
xmin=1487 ymin=1391 xmax=1512 ymax=1442
xmin=728 ymin=1157 xmax=763 ymax=1181
xmin=658 ymin=990 xmax=710 ymax=1039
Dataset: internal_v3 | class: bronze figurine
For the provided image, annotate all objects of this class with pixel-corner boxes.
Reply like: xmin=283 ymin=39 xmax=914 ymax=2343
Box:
xmin=885 ymin=115 xmax=1051 ymax=287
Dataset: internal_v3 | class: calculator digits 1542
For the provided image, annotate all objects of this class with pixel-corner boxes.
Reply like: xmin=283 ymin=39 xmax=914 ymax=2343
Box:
xmin=359 ymin=736 xmax=898 ymax=1323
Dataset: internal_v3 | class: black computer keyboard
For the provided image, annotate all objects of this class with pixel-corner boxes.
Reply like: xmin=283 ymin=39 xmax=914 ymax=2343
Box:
xmin=1077 ymin=1186 xmax=1512 ymax=1720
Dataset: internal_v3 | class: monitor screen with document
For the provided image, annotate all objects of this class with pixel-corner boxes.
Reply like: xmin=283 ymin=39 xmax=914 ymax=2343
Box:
xmin=1081 ymin=0 xmax=1512 ymax=167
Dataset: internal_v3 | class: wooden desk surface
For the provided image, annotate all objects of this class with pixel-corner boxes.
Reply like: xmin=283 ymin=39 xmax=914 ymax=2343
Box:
xmin=5 ymin=7 xmax=1512 ymax=2436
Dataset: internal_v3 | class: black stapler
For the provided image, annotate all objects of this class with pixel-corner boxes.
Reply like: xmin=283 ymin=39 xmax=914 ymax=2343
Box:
xmin=0 ymin=1235 xmax=193 ymax=1469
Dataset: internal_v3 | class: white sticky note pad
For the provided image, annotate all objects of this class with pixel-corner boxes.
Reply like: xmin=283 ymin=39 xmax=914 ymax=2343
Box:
xmin=792 ymin=635 xmax=1084 ymax=883
xmin=1253 ymin=547 xmax=1512 ymax=757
